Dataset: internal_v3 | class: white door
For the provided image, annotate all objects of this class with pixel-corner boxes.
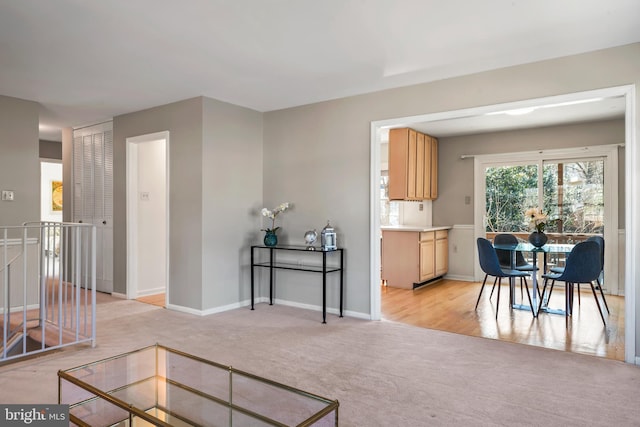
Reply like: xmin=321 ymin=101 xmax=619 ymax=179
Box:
xmin=73 ymin=123 xmax=113 ymax=293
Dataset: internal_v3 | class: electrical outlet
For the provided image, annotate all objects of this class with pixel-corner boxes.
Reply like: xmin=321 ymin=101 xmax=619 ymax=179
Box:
xmin=2 ymin=190 xmax=14 ymax=201
xmin=418 ymin=203 xmax=423 ymax=211
xmin=464 ymin=196 xmax=471 ymax=205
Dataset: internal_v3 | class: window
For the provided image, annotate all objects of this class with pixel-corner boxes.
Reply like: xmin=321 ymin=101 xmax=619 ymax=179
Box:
xmin=484 ymin=159 xmax=605 ymax=238
xmin=380 ymin=172 xmax=400 ymax=226
xmin=543 ymin=159 xmax=604 ymax=236
xmin=485 ymin=164 xmax=538 ymax=233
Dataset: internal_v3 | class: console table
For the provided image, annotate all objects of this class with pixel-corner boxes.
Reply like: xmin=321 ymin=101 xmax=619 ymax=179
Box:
xmin=250 ymin=245 xmax=344 ymax=323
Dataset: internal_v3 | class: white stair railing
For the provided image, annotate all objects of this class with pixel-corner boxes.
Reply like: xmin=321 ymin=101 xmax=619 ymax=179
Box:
xmin=1 ymin=222 xmax=96 ymax=362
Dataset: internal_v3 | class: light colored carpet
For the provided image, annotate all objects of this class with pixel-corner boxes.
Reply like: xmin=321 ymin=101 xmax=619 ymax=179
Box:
xmin=1 ymin=298 xmax=639 ymax=426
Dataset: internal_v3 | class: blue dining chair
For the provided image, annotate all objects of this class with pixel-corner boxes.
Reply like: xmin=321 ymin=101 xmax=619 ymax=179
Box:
xmin=493 ymin=233 xmax=539 ymax=300
xmin=476 ymin=238 xmax=534 ymax=318
xmin=546 ymin=236 xmax=609 ymax=314
xmin=540 ymin=240 xmax=605 ymax=325
xmin=494 ymin=233 xmax=537 ymax=272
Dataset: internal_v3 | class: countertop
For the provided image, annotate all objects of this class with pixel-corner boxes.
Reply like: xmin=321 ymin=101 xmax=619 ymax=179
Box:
xmin=380 ymin=225 xmax=452 ymax=232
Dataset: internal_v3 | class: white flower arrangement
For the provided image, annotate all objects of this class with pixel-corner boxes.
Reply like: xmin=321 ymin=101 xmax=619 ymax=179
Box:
xmin=525 ymin=207 xmax=549 ymax=233
xmin=261 ymin=202 xmax=290 ymax=233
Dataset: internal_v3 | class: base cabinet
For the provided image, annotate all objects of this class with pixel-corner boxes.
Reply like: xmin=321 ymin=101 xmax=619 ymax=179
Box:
xmin=419 ymin=233 xmax=435 ymax=282
xmin=382 ymin=229 xmax=449 ymax=289
xmin=435 ymin=230 xmax=448 ymax=277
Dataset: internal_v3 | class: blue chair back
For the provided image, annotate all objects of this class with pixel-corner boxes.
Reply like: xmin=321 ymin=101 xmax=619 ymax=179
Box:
xmin=494 ymin=233 xmax=517 ymax=266
xmin=477 ymin=237 xmax=505 ymax=277
xmin=586 ymin=235 xmax=604 ymax=272
xmin=494 ymin=233 xmax=529 ymax=268
xmin=557 ymin=240 xmax=601 ymax=283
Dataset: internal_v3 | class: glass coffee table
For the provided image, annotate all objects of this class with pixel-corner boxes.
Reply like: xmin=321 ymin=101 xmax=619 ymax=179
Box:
xmin=58 ymin=344 xmax=339 ymax=426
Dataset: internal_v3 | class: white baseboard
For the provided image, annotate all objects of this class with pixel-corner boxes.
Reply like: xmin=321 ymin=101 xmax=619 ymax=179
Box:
xmin=272 ymin=298 xmax=370 ymax=320
xmin=136 ymin=287 xmax=164 ymax=298
xmin=444 ymin=274 xmax=475 ymax=282
xmin=0 ymin=303 xmax=39 ymax=314
xmin=111 ymin=292 xmax=127 ymax=299
xmin=165 ymin=296 xmax=369 ymax=320
xmin=166 ymin=298 xmax=260 ymax=316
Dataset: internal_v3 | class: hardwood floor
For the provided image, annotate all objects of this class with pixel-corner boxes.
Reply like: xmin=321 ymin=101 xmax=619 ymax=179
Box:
xmin=381 ymin=279 xmax=625 ymax=361
xmin=136 ymin=293 xmax=165 ymax=307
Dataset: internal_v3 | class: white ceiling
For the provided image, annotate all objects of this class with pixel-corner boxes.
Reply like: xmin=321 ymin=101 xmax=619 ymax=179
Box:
xmin=407 ymin=96 xmax=627 ymax=138
xmin=1 ymin=0 xmax=639 ymax=141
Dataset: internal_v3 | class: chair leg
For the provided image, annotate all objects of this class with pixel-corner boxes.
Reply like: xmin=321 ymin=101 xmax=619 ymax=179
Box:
xmin=496 ymin=277 xmax=502 ymax=320
xmin=475 ymin=274 xmax=489 ymax=310
xmin=489 ymin=276 xmax=498 ymax=300
xmin=589 ymin=281 xmax=607 ymax=326
xmin=522 ymin=277 xmax=536 ymax=317
xmin=577 ymin=283 xmax=581 ymax=306
xmin=565 ymin=282 xmax=571 ymax=328
xmin=537 ymin=278 xmax=549 ymax=317
xmin=596 ymin=278 xmax=610 ymax=314
xmin=548 ymin=279 xmax=555 ymax=301
xmin=569 ymin=282 xmax=575 ymax=314
xmin=525 ymin=276 xmax=541 ymax=300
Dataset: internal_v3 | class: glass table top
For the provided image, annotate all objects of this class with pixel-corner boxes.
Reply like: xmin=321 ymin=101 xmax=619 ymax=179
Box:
xmin=493 ymin=242 xmax=574 ymax=254
xmin=59 ymin=344 xmax=339 ymax=426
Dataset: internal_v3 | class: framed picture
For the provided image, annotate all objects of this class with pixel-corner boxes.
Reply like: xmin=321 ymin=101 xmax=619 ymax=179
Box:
xmin=51 ymin=180 xmax=63 ymax=212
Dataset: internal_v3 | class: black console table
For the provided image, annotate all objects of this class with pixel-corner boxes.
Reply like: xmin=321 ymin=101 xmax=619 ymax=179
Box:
xmin=250 ymin=245 xmax=344 ymax=323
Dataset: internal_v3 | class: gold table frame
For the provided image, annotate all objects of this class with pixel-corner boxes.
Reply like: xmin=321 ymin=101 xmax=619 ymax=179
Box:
xmin=58 ymin=344 xmax=339 ymax=426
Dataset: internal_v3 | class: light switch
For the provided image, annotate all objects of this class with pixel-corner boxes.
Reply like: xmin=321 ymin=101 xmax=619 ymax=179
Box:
xmin=2 ymin=190 xmax=14 ymax=201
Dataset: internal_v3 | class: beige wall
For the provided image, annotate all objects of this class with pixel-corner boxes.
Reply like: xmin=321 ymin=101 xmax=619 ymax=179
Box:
xmin=113 ymin=96 xmax=263 ymax=311
xmin=263 ymin=43 xmax=640 ymax=328
xmin=435 ymin=118 xmax=626 ymax=226
xmin=201 ymin=97 xmax=263 ymax=309
xmin=114 ymin=97 xmax=204 ymax=306
xmin=0 ymin=95 xmax=39 ymax=227
xmin=39 ymin=140 xmax=62 ymax=160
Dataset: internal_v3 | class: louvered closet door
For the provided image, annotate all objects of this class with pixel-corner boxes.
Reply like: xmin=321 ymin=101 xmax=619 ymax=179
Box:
xmin=95 ymin=130 xmax=113 ymax=292
xmin=72 ymin=123 xmax=113 ymax=293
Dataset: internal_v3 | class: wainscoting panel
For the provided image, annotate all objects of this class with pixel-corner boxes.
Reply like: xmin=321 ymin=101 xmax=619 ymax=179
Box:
xmin=445 ymin=224 xmax=475 ymax=282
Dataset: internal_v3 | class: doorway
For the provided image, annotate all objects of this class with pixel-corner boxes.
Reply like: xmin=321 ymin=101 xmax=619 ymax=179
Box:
xmin=40 ymin=160 xmax=63 ymax=273
xmin=370 ymin=85 xmax=636 ymax=364
xmin=126 ymin=132 xmax=169 ymax=306
xmin=40 ymin=160 xmax=63 ymax=222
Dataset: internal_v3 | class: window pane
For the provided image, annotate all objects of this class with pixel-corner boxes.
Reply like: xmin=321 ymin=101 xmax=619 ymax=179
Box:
xmin=485 ymin=164 xmax=538 ymax=233
xmin=543 ymin=159 xmax=604 ymax=235
xmin=380 ymin=174 xmax=400 ymax=226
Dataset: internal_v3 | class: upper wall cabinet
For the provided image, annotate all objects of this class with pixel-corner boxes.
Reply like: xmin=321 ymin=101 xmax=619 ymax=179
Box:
xmin=388 ymin=128 xmax=438 ymax=201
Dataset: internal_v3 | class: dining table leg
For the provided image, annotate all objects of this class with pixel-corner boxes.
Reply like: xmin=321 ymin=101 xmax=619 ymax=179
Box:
xmin=531 ymin=251 xmax=538 ymax=317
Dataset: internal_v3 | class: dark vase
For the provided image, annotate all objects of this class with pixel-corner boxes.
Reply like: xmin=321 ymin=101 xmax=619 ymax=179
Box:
xmin=263 ymin=230 xmax=278 ymax=247
xmin=528 ymin=231 xmax=548 ymax=248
